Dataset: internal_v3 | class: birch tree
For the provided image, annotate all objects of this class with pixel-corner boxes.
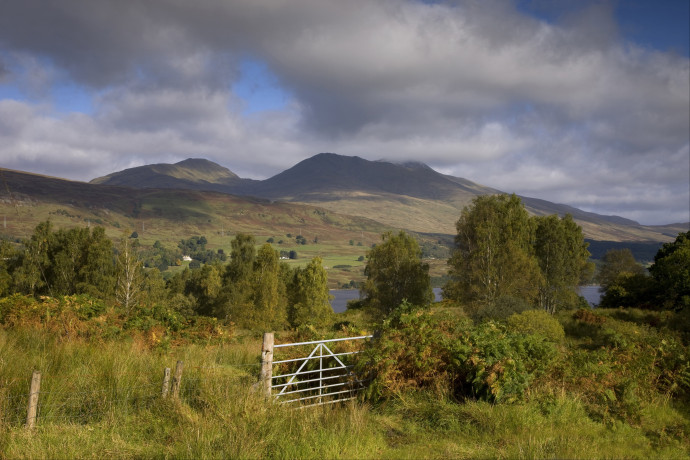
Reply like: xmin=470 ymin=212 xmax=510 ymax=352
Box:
xmin=116 ymin=236 xmax=143 ymax=313
xmin=444 ymin=194 xmax=542 ymax=317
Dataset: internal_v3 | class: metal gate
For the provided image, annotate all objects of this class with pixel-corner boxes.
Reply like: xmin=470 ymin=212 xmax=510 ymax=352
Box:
xmin=268 ymin=335 xmax=372 ymax=408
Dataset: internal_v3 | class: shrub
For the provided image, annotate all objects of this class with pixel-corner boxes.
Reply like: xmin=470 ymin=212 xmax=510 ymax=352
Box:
xmin=507 ymin=310 xmax=565 ymax=343
xmin=474 ymin=296 xmax=532 ymax=321
xmin=357 ymin=302 xmax=558 ymax=403
xmin=573 ymin=308 xmax=606 ymax=325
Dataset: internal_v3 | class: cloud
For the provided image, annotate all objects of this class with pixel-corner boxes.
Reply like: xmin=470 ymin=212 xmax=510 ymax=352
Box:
xmin=0 ymin=0 xmax=687 ymax=225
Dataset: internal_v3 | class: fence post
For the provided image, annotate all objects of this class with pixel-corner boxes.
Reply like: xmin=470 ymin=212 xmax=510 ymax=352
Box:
xmin=161 ymin=367 xmax=171 ymax=398
xmin=260 ymin=332 xmax=274 ymax=397
xmin=25 ymin=370 xmax=41 ymax=429
xmin=171 ymin=361 xmax=183 ymax=399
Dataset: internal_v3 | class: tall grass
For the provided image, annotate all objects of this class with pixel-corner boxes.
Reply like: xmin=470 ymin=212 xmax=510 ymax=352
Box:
xmin=1 ymin=326 xmax=689 ymax=459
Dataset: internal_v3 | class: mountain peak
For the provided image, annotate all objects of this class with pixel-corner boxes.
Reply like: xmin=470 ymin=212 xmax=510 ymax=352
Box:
xmin=172 ymin=158 xmax=239 ymax=180
xmin=90 ymin=157 xmax=240 ymax=188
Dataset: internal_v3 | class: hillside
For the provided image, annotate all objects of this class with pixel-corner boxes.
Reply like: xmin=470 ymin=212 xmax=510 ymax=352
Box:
xmin=94 ymin=153 xmax=683 ymax=242
xmin=35 ymin=153 xmax=690 ymax=243
xmin=0 ymin=166 xmax=388 ymax=254
xmin=90 ymin=158 xmax=257 ymax=192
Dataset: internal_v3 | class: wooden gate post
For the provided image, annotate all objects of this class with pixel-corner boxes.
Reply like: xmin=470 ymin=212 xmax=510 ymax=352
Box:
xmin=161 ymin=367 xmax=171 ymax=398
xmin=171 ymin=361 xmax=183 ymax=399
xmin=26 ymin=370 xmax=41 ymax=429
xmin=260 ymin=332 xmax=274 ymax=397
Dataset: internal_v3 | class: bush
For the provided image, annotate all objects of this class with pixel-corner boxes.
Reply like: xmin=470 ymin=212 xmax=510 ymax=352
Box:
xmin=507 ymin=310 xmax=565 ymax=343
xmin=573 ymin=308 xmax=606 ymax=325
xmin=474 ymin=296 xmax=532 ymax=322
xmin=357 ymin=302 xmax=558 ymax=403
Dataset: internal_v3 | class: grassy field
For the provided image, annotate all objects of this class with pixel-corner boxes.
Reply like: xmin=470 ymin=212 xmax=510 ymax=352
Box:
xmin=1 ymin=303 xmax=689 ymax=459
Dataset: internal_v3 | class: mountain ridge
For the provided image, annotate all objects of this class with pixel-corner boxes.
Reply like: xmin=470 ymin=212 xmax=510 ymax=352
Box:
xmin=58 ymin=153 xmax=690 ymax=242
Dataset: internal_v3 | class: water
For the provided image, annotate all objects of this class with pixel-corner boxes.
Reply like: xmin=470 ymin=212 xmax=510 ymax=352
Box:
xmin=330 ymin=286 xmax=601 ymax=312
xmin=329 ymin=288 xmax=443 ymax=313
xmin=329 ymin=289 xmax=361 ymax=313
xmin=578 ymin=285 xmax=602 ymax=306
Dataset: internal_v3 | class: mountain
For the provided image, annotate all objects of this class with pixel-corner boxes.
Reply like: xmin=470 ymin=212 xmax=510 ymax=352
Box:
xmin=90 ymin=158 xmax=256 ymax=192
xmin=0 ymin=167 xmax=388 ymax=245
xmin=90 ymin=153 xmax=687 ymax=242
xmin=247 ymin=153 xmax=495 ymax=201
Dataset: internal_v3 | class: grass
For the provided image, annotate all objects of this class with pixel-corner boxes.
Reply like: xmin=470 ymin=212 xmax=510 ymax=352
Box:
xmin=1 ymin=320 xmax=689 ymax=459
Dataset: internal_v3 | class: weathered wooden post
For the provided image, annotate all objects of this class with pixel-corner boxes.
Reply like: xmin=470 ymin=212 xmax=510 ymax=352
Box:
xmin=171 ymin=361 xmax=183 ymax=399
xmin=26 ymin=370 xmax=41 ymax=429
xmin=260 ymin=332 xmax=274 ymax=397
xmin=161 ymin=367 xmax=171 ymax=398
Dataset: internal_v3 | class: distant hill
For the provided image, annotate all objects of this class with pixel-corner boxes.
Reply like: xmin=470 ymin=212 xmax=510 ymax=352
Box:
xmin=84 ymin=153 xmax=690 ymax=243
xmin=247 ymin=153 xmax=495 ymax=201
xmin=0 ymin=167 xmax=388 ymax=245
xmin=90 ymin=158 xmax=257 ymax=192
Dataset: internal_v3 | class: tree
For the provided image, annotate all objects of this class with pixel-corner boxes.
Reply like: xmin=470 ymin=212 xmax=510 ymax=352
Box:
xmin=50 ymin=227 xmax=89 ymax=295
xmin=8 ymin=222 xmax=116 ymax=299
xmin=361 ymin=231 xmax=433 ymax=318
xmin=534 ymin=214 xmax=592 ymax=314
xmin=13 ymin=221 xmax=55 ymax=296
xmin=596 ymin=249 xmax=645 ymax=291
xmin=220 ymin=234 xmax=256 ymax=321
xmin=141 ymin=268 xmax=167 ymax=306
xmin=288 ymin=257 xmax=333 ymax=328
xmin=116 ymin=236 xmax=143 ymax=313
xmin=444 ymin=195 xmax=542 ymax=317
xmin=596 ymin=248 xmax=649 ymax=309
xmin=186 ymin=263 xmax=224 ymax=315
xmin=78 ymin=227 xmax=115 ymax=298
xmin=0 ymin=240 xmax=18 ymax=296
xmin=248 ymin=244 xmax=288 ymax=330
xmin=649 ymin=231 xmax=690 ymax=311
xmin=226 ymin=234 xmax=256 ymax=281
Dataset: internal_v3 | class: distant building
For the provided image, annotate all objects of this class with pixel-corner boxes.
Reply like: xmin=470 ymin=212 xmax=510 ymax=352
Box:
xmin=182 ymin=255 xmax=192 ymax=261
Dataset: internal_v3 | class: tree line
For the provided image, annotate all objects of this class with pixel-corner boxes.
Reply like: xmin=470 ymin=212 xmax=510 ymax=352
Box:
xmin=1 ymin=194 xmax=686 ymax=332
xmin=596 ymin=233 xmax=690 ymax=311
xmin=359 ymin=194 xmax=688 ymax=320
xmin=0 ymin=223 xmax=332 ymax=330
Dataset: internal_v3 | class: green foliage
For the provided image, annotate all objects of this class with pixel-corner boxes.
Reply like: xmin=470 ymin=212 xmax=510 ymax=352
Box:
xmin=506 ymin=309 xmax=566 ymax=343
xmin=534 ymin=214 xmax=592 ymax=313
xmin=288 ymin=257 xmax=333 ymax=328
xmin=558 ymin=310 xmax=690 ymax=423
xmin=248 ymin=244 xmax=288 ymax=330
xmin=592 ymin=232 xmax=690 ymax=312
xmin=473 ymin=295 xmax=531 ymax=321
xmin=599 ymin=272 xmax=656 ymax=308
xmin=445 ymin=195 xmax=543 ymax=317
xmin=446 ymin=197 xmax=593 ymax=318
xmin=141 ymin=240 xmax=182 ymax=271
xmin=226 ymin=233 xmax=255 ymax=281
xmin=358 ymin=303 xmax=557 ymax=403
xmin=178 ymin=235 xmax=225 ymax=263
xmin=0 ymin=241 xmax=18 ymax=297
xmin=10 ymin=222 xmax=116 ymax=300
xmin=597 ymin=248 xmax=646 ymax=291
xmin=185 ymin=263 xmax=224 ymax=316
xmin=362 ymin=231 xmax=433 ymax=319
xmin=649 ymin=231 xmax=690 ymax=311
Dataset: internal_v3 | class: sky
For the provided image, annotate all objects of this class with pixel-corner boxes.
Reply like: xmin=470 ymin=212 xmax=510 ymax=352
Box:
xmin=0 ymin=0 xmax=688 ymax=226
